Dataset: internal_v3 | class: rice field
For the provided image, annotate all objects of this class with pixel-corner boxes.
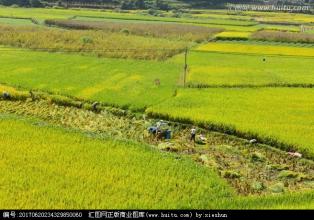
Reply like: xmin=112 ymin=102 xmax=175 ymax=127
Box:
xmin=0 ymin=48 xmax=181 ymax=110
xmin=0 ymin=17 xmax=35 ymax=26
xmin=196 ymin=41 xmax=314 ymax=57
xmin=1 ymin=113 xmax=314 ymax=209
xmin=0 ymin=114 xmax=233 ymax=209
xmin=45 ymin=19 xmax=222 ymax=42
xmin=215 ymin=31 xmax=251 ymax=40
xmin=252 ymin=30 xmax=314 ymax=44
xmin=0 ymin=24 xmax=190 ymax=60
xmin=176 ymin=50 xmax=314 ymax=87
xmin=1 ymin=6 xmax=314 ymax=210
xmin=147 ymin=88 xmax=314 ymax=157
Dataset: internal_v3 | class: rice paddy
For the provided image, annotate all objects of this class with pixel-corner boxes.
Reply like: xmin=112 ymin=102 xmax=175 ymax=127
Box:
xmin=1 ymin=6 xmax=314 ymax=209
xmin=177 ymin=50 xmax=314 ymax=87
xmin=147 ymin=88 xmax=314 ymax=158
xmin=196 ymin=41 xmax=314 ymax=57
xmin=0 ymin=48 xmax=181 ymax=110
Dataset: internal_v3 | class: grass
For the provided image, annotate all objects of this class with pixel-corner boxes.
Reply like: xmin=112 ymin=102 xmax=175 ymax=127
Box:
xmin=196 ymin=41 xmax=314 ymax=57
xmin=0 ymin=48 xmax=181 ymax=110
xmin=175 ymin=50 xmax=314 ymax=87
xmin=147 ymin=88 xmax=314 ymax=158
xmin=0 ymin=114 xmax=233 ymax=209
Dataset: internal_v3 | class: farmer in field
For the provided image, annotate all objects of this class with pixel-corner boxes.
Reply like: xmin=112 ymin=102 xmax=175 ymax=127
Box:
xmin=156 ymin=120 xmax=165 ymax=134
xmin=2 ymin=91 xmax=11 ymax=100
xmin=190 ymin=127 xmax=196 ymax=142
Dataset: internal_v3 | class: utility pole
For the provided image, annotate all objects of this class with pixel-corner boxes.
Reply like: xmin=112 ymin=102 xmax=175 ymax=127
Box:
xmin=183 ymin=47 xmax=188 ymax=88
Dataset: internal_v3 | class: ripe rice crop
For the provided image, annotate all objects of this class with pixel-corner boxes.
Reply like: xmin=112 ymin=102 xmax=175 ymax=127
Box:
xmin=215 ymin=31 xmax=251 ymax=40
xmin=0 ymin=48 xmax=181 ymax=110
xmin=196 ymin=41 xmax=314 ymax=57
xmin=177 ymin=51 xmax=314 ymax=87
xmin=0 ymin=24 xmax=189 ymax=60
xmin=1 ymin=95 xmax=313 ymax=196
xmin=1 ymin=108 xmax=314 ymax=208
xmin=0 ymin=114 xmax=233 ymax=209
xmin=45 ymin=19 xmax=223 ymax=42
xmin=252 ymin=30 xmax=314 ymax=44
xmin=146 ymin=88 xmax=314 ymax=158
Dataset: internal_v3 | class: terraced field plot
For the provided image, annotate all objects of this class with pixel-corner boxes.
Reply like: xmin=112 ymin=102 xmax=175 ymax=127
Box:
xmin=0 ymin=48 xmax=181 ymax=110
xmin=0 ymin=114 xmax=235 ymax=209
xmin=197 ymin=41 xmax=314 ymax=57
xmin=0 ymin=24 xmax=190 ymax=60
xmin=178 ymin=50 xmax=314 ymax=87
xmin=45 ymin=19 xmax=222 ymax=42
xmin=1 ymin=89 xmax=314 ymax=195
xmin=214 ymin=31 xmax=251 ymax=40
xmin=147 ymin=88 xmax=314 ymax=157
xmin=0 ymin=17 xmax=35 ymax=26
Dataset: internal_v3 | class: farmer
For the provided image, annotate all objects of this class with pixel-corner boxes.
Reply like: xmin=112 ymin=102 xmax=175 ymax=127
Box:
xmin=29 ymin=90 xmax=35 ymax=100
xmin=2 ymin=91 xmax=11 ymax=100
xmin=156 ymin=120 xmax=165 ymax=134
xmin=92 ymin=102 xmax=99 ymax=111
xmin=190 ymin=127 xmax=196 ymax=142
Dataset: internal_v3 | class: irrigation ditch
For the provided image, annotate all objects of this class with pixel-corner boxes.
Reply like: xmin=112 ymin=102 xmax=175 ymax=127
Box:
xmin=0 ymin=84 xmax=314 ymax=195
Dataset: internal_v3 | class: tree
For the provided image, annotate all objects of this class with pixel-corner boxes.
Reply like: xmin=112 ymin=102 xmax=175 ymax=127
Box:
xmin=0 ymin=0 xmax=18 ymax=6
xmin=17 ymin=0 xmax=30 ymax=7
xmin=134 ymin=0 xmax=145 ymax=9
xmin=121 ymin=0 xmax=134 ymax=9
xmin=30 ymin=0 xmax=42 ymax=7
xmin=155 ymin=0 xmax=170 ymax=10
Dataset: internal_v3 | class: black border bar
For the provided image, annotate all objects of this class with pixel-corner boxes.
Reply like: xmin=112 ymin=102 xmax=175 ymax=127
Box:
xmin=1 ymin=210 xmax=314 ymax=219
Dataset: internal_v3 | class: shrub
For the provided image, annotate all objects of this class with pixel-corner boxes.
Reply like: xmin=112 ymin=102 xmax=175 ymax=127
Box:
xmin=81 ymin=36 xmax=94 ymax=44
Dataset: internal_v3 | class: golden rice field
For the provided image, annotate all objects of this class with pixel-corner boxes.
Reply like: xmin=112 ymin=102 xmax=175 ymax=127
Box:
xmin=0 ymin=24 xmax=190 ymax=60
xmin=176 ymin=50 xmax=314 ymax=87
xmin=147 ymin=88 xmax=314 ymax=158
xmin=196 ymin=41 xmax=314 ymax=57
xmin=215 ymin=31 xmax=252 ymax=40
xmin=1 ymin=6 xmax=314 ymax=210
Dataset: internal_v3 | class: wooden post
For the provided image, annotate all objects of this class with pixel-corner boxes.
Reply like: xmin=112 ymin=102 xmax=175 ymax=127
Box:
xmin=183 ymin=47 xmax=188 ymax=88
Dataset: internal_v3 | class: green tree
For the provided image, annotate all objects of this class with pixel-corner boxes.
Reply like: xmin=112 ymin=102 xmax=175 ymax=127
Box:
xmin=17 ymin=0 xmax=30 ymax=7
xmin=134 ymin=0 xmax=145 ymax=9
xmin=30 ymin=0 xmax=42 ymax=7
xmin=155 ymin=0 xmax=170 ymax=10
